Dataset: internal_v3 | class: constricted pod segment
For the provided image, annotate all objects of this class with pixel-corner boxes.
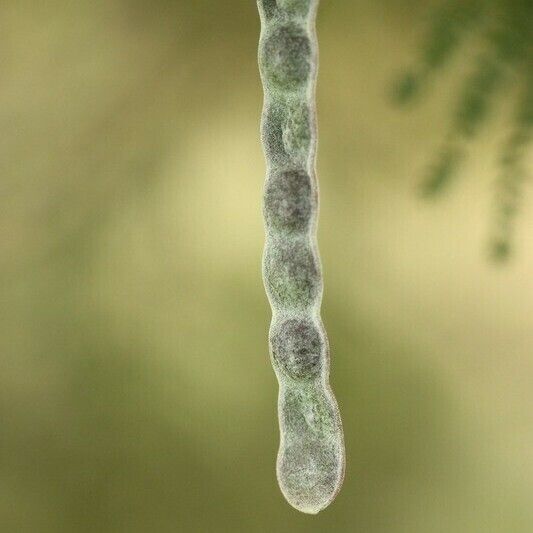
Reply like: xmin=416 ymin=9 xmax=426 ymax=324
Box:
xmin=257 ymin=0 xmax=345 ymax=514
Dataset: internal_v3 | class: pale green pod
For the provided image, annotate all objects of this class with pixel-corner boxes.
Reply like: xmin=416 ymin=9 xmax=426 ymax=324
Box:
xmin=257 ymin=0 xmax=345 ymax=514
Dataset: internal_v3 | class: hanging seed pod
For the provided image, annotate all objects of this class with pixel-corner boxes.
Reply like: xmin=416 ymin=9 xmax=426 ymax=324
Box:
xmin=257 ymin=0 xmax=345 ymax=514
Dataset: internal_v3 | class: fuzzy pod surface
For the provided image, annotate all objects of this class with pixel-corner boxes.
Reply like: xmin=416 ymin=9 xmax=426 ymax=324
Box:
xmin=257 ymin=0 xmax=345 ymax=514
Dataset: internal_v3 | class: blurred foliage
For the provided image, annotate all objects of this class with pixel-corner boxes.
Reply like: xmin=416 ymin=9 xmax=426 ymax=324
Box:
xmin=392 ymin=0 xmax=532 ymax=260
xmin=2 ymin=1 xmax=533 ymax=531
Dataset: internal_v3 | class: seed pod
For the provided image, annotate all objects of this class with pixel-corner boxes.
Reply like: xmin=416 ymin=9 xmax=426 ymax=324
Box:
xmin=257 ymin=0 xmax=345 ymax=514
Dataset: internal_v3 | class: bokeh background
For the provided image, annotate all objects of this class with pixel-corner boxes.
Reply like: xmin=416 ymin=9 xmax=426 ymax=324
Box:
xmin=2 ymin=1 xmax=532 ymax=531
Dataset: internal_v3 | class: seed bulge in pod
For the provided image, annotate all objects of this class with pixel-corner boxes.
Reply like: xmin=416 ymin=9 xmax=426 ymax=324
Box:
xmin=270 ymin=318 xmax=323 ymax=380
xmin=261 ymin=24 xmax=311 ymax=92
xmin=264 ymin=169 xmax=314 ymax=234
xmin=263 ymin=239 xmax=320 ymax=310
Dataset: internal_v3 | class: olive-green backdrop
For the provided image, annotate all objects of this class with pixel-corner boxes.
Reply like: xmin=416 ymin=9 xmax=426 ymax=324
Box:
xmin=2 ymin=1 xmax=532 ymax=531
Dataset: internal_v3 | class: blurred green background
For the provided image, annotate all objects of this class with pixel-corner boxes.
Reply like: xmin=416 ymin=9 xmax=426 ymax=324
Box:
xmin=1 ymin=1 xmax=532 ymax=531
